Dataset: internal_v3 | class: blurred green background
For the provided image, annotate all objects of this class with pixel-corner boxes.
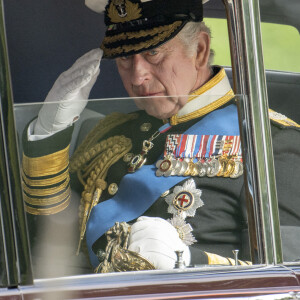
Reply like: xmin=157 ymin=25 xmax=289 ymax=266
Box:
xmin=205 ymin=18 xmax=300 ymax=73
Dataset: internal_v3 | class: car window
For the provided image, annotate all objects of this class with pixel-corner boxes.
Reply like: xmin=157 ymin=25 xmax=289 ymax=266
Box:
xmin=4 ymin=0 xmax=300 ymax=285
xmin=16 ymin=95 xmax=254 ymax=279
xmin=205 ymin=17 xmax=300 ymax=73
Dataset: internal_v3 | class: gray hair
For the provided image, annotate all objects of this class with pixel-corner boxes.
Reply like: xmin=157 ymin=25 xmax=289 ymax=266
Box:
xmin=177 ymin=21 xmax=215 ymax=66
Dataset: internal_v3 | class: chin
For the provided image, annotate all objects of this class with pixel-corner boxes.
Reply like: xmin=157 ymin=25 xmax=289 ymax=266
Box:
xmin=134 ymin=97 xmax=181 ymax=119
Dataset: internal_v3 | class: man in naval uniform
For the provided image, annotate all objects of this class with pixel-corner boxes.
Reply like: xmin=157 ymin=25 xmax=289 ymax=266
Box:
xmin=22 ymin=0 xmax=300 ymax=274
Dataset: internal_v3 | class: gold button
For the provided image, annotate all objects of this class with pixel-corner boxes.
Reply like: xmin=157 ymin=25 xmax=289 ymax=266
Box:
xmin=160 ymin=190 xmax=170 ymax=198
xmin=140 ymin=123 xmax=152 ymax=132
xmin=108 ymin=183 xmax=118 ymax=195
xmin=123 ymin=152 xmax=134 ymax=163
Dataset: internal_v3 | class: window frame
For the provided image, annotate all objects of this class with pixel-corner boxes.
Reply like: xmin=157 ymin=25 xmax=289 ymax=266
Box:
xmin=0 ymin=0 xmax=32 ymax=288
xmin=0 ymin=0 xmax=299 ymax=296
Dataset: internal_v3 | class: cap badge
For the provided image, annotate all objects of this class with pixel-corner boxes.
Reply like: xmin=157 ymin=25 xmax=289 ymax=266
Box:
xmin=113 ymin=0 xmax=127 ymax=18
xmin=108 ymin=0 xmax=142 ymax=23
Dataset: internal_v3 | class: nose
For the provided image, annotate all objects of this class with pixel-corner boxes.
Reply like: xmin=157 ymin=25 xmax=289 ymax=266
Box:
xmin=130 ymin=54 xmax=150 ymax=86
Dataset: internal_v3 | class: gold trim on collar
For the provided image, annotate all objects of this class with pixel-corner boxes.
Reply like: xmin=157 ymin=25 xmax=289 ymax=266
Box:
xmin=170 ymin=90 xmax=234 ymax=125
xmin=22 ymin=145 xmax=70 ymax=178
xmin=170 ymin=68 xmax=234 ymax=125
xmin=188 ymin=68 xmax=226 ymax=103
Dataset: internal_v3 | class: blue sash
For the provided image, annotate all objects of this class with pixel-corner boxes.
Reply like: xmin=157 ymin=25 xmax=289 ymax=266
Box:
xmin=86 ymin=104 xmax=240 ymax=267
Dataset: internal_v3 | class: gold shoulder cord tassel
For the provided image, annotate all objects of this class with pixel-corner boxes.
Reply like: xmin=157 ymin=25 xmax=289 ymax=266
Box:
xmin=76 ymin=179 xmax=107 ymax=255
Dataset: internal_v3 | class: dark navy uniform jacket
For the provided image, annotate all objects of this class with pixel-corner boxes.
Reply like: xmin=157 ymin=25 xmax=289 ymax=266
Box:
xmin=22 ymin=67 xmax=300 ymax=275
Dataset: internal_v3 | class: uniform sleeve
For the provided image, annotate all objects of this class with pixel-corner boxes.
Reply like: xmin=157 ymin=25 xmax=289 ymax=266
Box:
xmin=271 ymin=125 xmax=300 ymax=261
xmin=22 ymin=121 xmax=74 ymax=215
xmin=190 ymin=248 xmax=251 ymax=266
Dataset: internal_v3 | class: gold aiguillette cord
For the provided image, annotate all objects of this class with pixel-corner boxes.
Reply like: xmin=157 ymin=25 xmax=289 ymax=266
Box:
xmin=76 ymin=180 xmax=107 ymax=255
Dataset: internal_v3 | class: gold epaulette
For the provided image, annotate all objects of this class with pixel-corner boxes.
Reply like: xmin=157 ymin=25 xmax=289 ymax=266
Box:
xmin=269 ymin=109 xmax=300 ymax=129
xmin=204 ymin=251 xmax=252 ymax=266
xmin=22 ymin=145 xmax=71 ymax=215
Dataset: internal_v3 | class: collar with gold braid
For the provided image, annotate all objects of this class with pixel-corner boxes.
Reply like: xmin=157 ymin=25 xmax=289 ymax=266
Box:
xmin=170 ymin=68 xmax=234 ymax=125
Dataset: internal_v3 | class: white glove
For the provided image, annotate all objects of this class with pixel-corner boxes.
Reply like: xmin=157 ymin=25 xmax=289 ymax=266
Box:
xmin=128 ymin=216 xmax=191 ymax=270
xmin=85 ymin=0 xmax=107 ymax=13
xmin=34 ymin=48 xmax=103 ymax=135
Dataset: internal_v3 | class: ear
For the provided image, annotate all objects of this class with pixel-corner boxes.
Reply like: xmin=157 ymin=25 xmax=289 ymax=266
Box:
xmin=195 ymin=31 xmax=211 ymax=70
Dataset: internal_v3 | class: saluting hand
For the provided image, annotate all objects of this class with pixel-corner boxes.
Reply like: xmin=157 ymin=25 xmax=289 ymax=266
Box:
xmin=34 ymin=48 xmax=103 ymax=135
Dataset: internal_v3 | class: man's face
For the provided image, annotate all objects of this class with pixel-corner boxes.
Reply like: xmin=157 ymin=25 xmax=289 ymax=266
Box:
xmin=116 ymin=37 xmax=204 ymax=119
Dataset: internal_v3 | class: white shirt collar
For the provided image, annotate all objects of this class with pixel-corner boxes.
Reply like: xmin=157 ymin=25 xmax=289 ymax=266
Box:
xmin=170 ymin=68 xmax=234 ymax=125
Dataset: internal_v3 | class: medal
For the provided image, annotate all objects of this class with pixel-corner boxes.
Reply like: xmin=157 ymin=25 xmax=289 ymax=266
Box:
xmin=164 ymin=179 xmax=204 ymax=246
xmin=223 ymin=158 xmax=236 ymax=177
xmin=195 ymin=160 xmax=209 ymax=177
xmin=156 ymin=157 xmax=177 ymax=177
xmin=157 ymin=133 xmax=243 ymax=179
xmin=190 ymin=162 xmax=198 ymax=177
xmin=183 ymin=161 xmax=195 ymax=176
xmin=168 ymin=215 xmax=197 ymax=246
xmin=165 ymin=179 xmax=203 ymax=219
xmin=207 ymin=157 xmax=221 ymax=177
xmin=128 ymin=140 xmax=153 ymax=172
xmin=128 ymin=123 xmax=172 ymax=173
xmin=230 ymin=159 xmax=243 ymax=178
xmin=173 ymin=160 xmax=183 ymax=176
xmin=173 ymin=190 xmax=194 ymax=211
xmin=215 ymin=156 xmax=227 ymax=177
xmin=176 ymin=160 xmax=189 ymax=176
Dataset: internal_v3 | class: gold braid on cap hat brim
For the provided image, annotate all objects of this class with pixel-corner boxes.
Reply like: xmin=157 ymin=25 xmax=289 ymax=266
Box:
xmin=101 ymin=21 xmax=182 ymax=57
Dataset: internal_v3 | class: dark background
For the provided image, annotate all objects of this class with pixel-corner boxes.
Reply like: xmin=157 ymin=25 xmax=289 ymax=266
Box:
xmin=3 ymin=0 xmax=127 ymax=103
xmin=2 ymin=0 xmax=231 ymax=104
